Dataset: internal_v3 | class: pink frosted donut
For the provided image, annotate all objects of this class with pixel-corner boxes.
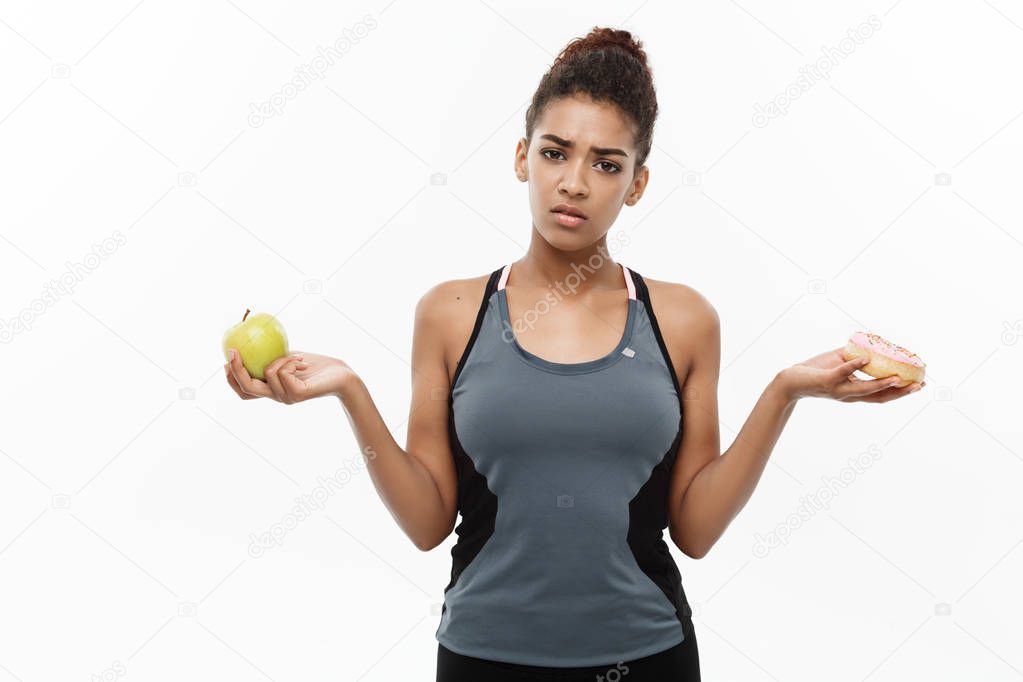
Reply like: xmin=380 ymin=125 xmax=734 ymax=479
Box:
xmin=841 ymin=331 xmax=925 ymax=388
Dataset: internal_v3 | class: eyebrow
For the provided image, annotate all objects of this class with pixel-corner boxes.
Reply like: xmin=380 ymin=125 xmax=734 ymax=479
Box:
xmin=539 ymin=134 xmax=629 ymax=158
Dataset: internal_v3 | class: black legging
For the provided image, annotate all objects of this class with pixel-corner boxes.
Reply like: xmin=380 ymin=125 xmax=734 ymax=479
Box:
xmin=436 ymin=631 xmax=700 ymax=682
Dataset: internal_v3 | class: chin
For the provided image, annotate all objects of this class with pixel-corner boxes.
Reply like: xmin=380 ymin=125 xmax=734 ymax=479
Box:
xmin=536 ymin=225 xmax=599 ymax=250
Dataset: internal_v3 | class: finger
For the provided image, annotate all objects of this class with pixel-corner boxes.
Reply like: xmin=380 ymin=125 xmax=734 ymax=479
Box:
xmin=264 ymin=354 xmax=296 ymax=377
xmin=836 ymin=374 xmax=902 ymax=399
xmin=835 ymin=356 xmax=870 ymax=380
xmin=224 ymin=363 xmax=255 ymax=399
xmin=283 ymin=351 xmax=308 ymax=371
xmin=264 ymin=356 xmax=300 ymax=403
xmin=280 ymin=361 xmax=306 ymax=393
xmin=855 ymin=381 xmax=923 ymax=403
xmin=228 ymin=349 xmax=274 ymax=399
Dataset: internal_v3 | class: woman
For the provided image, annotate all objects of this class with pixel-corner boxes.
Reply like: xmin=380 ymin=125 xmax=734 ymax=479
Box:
xmin=224 ymin=27 xmax=923 ymax=682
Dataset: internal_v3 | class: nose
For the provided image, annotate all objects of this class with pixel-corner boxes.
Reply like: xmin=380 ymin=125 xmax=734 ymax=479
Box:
xmin=557 ymin=160 xmax=589 ymax=198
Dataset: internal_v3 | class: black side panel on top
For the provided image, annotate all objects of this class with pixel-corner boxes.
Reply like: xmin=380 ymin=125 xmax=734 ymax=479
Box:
xmin=441 ymin=267 xmax=503 ymax=615
xmin=626 ymin=432 xmax=694 ymax=635
xmin=450 ymin=267 xmax=503 ymax=388
xmin=625 ymin=268 xmax=694 ymax=635
xmin=629 ymin=269 xmax=683 ymax=403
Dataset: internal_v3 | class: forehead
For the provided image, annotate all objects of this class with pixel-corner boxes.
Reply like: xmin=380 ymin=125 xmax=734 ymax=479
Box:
xmin=536 ymin=94 xmax=635 ymax=150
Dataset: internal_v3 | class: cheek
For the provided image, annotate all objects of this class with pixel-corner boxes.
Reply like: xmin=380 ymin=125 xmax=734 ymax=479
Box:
xmin=527 ymin=158 xmax=552 ymax=183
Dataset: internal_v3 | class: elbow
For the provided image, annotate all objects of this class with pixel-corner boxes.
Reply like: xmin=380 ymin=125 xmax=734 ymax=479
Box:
xmin=413 ymin=526 xmax=453 ymax=552
xmin=412 ymin=509 xmax=457 ymax=551
xmin=413 ymin=533 xmax=443 ymax=552
xmin=684 ymin=544 xmax=709 ymax=560
xmin=671 ymin=530 xmax=709 ymax=560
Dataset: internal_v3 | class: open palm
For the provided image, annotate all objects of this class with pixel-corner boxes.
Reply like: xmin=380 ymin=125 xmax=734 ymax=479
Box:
xmin=225 ymin=349 xmax=352 ymax=403
xmin=782 ymin=346 xmax=924 ymax=402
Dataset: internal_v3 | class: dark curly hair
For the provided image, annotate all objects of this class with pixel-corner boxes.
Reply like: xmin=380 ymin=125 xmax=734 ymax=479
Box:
xmin=524 ymin=27 xmax=658 ymax=173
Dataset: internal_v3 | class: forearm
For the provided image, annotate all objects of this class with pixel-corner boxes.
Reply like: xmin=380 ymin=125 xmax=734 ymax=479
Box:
xmin=335 ymin=373 xmax=450 ymax=550
xmin=674 ymin=373 xmax=798 ymax=558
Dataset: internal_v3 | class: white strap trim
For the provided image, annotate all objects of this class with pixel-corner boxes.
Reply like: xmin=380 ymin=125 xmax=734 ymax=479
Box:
xmin=622 ymin=264 xmax=637 ymax=300
xmin=497 ymin=263 xmax=511 ymax=290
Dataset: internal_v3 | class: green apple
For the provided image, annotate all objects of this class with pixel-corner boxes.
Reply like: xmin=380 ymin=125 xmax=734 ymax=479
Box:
xmin=222 ymin=309 xmax=289 ymax=380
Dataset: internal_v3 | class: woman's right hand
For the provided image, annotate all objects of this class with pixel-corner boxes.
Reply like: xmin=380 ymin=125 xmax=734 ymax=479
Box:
xmin=224 ymin=349 xmax=354 ymax=404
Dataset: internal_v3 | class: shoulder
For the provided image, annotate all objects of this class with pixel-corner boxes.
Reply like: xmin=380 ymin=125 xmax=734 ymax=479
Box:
xmin=641 ymin=275 xmax=719 ymax=335
xmin=414 ymin=272 xmax=496 ymax=380
xmin=415 ymin=272 xmax=493 ymax=324
xmin=639 ymin=274 xmax=720 ymax=380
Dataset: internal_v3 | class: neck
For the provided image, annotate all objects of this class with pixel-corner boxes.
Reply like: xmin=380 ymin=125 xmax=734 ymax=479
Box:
xmin=512 ymin=232 xmax=622 ymax=294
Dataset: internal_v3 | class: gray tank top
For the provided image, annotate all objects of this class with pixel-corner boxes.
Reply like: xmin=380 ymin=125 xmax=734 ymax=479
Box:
xmin=435 ymin=262 xmax=695 ymax=666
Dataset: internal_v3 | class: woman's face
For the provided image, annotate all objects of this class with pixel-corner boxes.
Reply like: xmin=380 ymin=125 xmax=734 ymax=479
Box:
xmin=515 ymin=93 xmax=649 ymax=248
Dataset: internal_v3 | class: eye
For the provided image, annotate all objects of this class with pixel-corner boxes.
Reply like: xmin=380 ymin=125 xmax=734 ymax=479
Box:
xmin=541 ymin=149 xmax=621 ymax=174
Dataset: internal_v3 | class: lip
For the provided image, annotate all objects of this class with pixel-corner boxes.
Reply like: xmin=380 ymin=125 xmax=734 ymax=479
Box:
xmin=551 ymin=204 xmax=587 ymax=219
xmin=552 ymin=211 xmax=586 ymax=228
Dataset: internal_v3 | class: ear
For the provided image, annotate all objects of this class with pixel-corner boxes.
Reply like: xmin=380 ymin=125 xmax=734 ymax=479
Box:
xmin=624 ymin=165 xmax=650 ymax=206
xmin=514 ymin=137 xmax=529 ymax=182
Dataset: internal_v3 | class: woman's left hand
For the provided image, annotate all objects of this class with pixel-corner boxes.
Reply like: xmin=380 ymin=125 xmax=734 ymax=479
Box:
xmin=777 ymin=347 xmax=924 ymax=402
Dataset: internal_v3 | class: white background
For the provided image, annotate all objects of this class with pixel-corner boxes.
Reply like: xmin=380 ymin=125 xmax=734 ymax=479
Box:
xmin=2 ymin=1 xmax=1022 ymax=680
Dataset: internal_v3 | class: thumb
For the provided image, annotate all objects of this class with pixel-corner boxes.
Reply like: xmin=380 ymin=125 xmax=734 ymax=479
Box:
xmin=836 ymin=356 xmax=869 ymax=379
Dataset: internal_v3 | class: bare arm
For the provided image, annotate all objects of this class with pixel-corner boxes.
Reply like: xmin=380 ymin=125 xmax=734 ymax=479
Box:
xmin=224 ymin=282 xmax=462 ymax=552
xmin=335 ymin=284 xmax=459 ymax=551
xmin=666 ymin=305 xmax=797 ymax=559
xmin=664 ymin=289 xmax=922 ymax=559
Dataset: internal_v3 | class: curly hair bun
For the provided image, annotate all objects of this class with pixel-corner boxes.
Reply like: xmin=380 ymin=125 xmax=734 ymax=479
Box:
xmin=556 ymin=27 xmax=650 ymax=71
xmin=525 ymin=26 xmax=658 ymax=170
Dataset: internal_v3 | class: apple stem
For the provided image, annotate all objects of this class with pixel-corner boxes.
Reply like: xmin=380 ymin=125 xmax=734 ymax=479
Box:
xmin=243 ymin=308 xmax=250 ymax=322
